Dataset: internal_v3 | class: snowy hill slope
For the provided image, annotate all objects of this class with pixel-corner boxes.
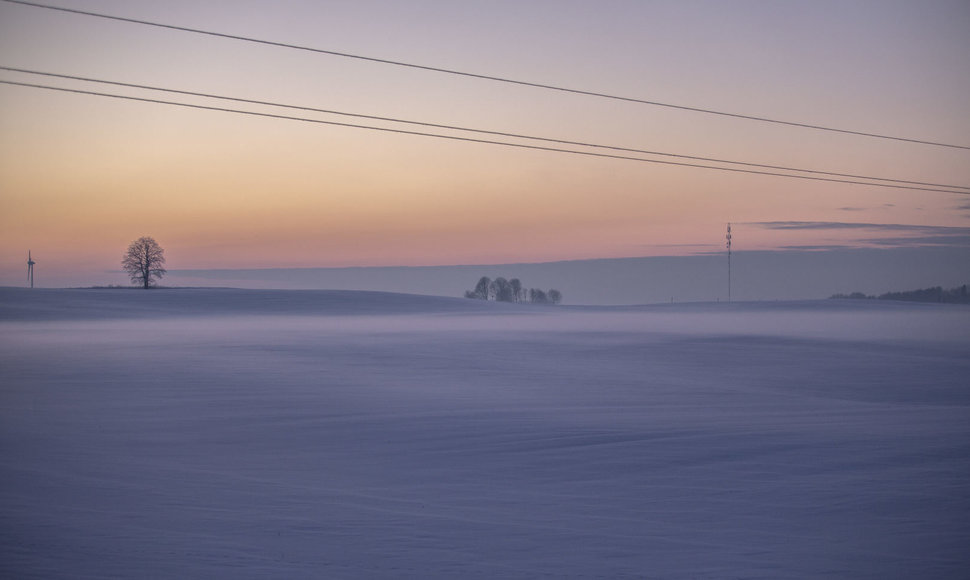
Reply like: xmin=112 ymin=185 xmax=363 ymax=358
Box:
xmin=1 ymin=285 xmax=965 ymax=321
xmin=0 ymin=287 xmax=513 ymax=321
xmin=2 ymin=289 xmax=969 ymax=578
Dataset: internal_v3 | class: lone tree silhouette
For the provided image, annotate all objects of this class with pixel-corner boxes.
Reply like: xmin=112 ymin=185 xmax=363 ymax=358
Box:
xmin=122 ymin=236 xmax=166 ymax=289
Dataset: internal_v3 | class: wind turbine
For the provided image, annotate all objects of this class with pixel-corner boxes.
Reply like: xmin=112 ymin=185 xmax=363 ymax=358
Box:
xmin=27 ymin=250 xmax=36 ymax=289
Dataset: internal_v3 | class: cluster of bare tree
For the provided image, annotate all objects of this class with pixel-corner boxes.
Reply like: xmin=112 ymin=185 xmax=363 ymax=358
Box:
xmin=464 ymin=276 xmax=562 ymax=305
xmin=831 ymin=284 xmax=969 ymax=304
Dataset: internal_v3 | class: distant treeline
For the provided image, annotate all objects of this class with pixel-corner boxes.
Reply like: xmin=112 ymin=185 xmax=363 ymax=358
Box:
xmin=830 ymin=284 xmax=969 ymax=304
xmin=464 ymin=276 xmax=562 ymax=304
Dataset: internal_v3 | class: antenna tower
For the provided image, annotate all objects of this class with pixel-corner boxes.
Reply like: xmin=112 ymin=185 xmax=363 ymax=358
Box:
xmin=726 ymin=224 xmax=732 ymax=302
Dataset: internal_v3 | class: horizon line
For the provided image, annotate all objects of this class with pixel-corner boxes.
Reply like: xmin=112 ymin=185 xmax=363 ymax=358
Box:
xmin=161 ymin=245 xmax=967 ymax=273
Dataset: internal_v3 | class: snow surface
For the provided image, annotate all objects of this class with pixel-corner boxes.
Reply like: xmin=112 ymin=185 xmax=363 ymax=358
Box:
xmin=1 ymin=288 xmax=969 ymax=579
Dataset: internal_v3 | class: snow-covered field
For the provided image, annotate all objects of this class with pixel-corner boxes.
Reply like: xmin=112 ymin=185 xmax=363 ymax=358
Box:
xmin=2 ymin=288 xmax=968 ymax=579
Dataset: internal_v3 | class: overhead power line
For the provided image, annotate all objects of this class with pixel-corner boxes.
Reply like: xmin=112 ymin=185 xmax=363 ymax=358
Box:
xmin=3 ymin=0 xmax=968 ymax=151
xmin=2 ymin=78 xmax=967 ymax=196
xmin=5 ymin=66 xmax=966 ymax=192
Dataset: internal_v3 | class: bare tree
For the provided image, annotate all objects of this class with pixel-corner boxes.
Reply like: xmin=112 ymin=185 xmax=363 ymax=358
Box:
xmin=473 ymin=276 xmax=491 ymax=300
xmin=122 ymin=236 xmax=166 ymax=289
xmin=529 ymin=288 xmax=548 ymax=304
xmin=509 ymin=278 xmax=522 ymax=303
xmin=548 ymin=289 xmax=562 ymax=305
xmin=490 ymin=277 xmax=515 ymax=302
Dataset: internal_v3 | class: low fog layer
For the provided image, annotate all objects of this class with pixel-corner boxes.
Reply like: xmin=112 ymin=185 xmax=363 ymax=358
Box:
xmin=8 ymin=246 xmax=969 ymax=304
xmin=171 ymin=247 xmax=970 ymax=304
xmin=2 ymin=289 xmax=968 ymax=578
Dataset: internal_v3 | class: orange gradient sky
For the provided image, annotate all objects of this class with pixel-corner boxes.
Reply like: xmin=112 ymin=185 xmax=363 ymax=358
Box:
xmin=1 ymin=0 xmax=969 ymax=287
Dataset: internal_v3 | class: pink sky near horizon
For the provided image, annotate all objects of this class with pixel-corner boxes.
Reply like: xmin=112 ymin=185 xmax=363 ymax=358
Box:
xmin=1 ymin=0 xmax=969 ymax=287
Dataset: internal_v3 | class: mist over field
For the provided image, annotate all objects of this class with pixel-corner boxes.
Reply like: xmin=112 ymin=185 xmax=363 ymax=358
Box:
xmin=2 ymin=288 xmax=969 ymax=578
xmin=13 ymin=245 xmax=968 ymax=305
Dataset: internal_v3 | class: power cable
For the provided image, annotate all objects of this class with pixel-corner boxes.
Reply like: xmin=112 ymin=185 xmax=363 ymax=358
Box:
xmin=2 ymin=78 xmax=967 ymax=196
xmin=3 ymin=66 xmax=966 ymax=192
xmin=3 ymin=0 xmax=968 ymax=151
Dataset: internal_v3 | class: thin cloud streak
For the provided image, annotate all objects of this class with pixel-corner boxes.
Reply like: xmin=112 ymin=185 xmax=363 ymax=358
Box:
xmin=643 ymin=243 xmax=721 ymax=249
xmin=749 ymin=221 xmax=967 ymax=232
xmin=746 ymin=221 xmax=970 ymax=250
xmin=779 ymin=244 xmax=859 ymax=251
xmin=861 ymin=234 xmax=970 ymax=247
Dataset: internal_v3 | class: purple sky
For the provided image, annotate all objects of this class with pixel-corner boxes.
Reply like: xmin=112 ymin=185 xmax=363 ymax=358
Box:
xmin=1 ymin=0 xmax=968 ymax=293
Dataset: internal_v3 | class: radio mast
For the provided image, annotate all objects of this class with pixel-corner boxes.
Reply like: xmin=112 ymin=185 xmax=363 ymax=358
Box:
xmin=726 ymin=224 xmax=732 ymax=302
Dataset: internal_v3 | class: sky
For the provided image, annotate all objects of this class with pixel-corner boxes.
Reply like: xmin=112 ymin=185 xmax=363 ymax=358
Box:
xmin=1 ymin=0 xmax=969 ymax=292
